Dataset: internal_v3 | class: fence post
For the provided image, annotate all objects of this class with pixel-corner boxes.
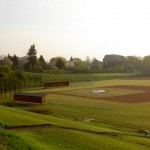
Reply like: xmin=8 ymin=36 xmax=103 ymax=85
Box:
xmin=0 ymin=80 xmax=2 ymax=99
xmin=4 ymin=80 xmax=6 ymax=99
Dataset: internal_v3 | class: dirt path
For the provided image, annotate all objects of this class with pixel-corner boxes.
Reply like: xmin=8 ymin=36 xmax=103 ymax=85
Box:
xmin=6 ymin=124 xmax=120 ymax=136
xmin=6 ymin=123 xmax=144 ymax=138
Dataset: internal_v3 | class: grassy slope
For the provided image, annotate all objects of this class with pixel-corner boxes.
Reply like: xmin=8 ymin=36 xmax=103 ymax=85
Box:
xmin=17 ymin=128 xmax=149 ymax=150
xmin=0 ymin=105 xmax=140 ymax=150
xmin=26 ymin=72 xmax=141 ymax=83
xmin=1 ymin=128 xmax=149 ymax=150
xmin=0 ymin=105 xmax=118 ymax=133
xmin=1 ymin=78 xmax=150 ymax=149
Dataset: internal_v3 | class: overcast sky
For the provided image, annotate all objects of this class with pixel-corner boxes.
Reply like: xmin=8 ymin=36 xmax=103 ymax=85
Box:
xmin=0 ymin=0 xmax=150 ymax=61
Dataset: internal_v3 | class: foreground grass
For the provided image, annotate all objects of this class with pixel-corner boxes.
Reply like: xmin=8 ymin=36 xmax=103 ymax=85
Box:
xmin=1 ymin=101 xmax=150 ymax=149
xmin=0 ymin=126 xmax=150 ymax=150
xmin=1 ymin=128 xmax=150 ymax=150
xmin=17 ymin=127 xmax=150 ymax=150
xmin=0 ymin=130 xmax=48 ymax=150
xmin=0 ymin=105 xmax=120 ymax=134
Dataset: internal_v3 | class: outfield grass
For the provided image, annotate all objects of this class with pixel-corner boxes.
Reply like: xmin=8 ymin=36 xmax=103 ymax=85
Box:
xmin=25 ymin=79 xmax=150 ymax=93
xmin=17 ymin=79 xmax=150 ymax=130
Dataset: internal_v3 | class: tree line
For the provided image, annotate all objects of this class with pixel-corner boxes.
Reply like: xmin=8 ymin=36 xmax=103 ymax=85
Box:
xmin=0 ymin=44 xmax=150 ymax=75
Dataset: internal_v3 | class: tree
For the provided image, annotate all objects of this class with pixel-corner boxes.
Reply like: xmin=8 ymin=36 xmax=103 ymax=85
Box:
xmin=25 ymin=44 xmax=39 ymax=72
xmin=48 ymin=57 xmax=58 ymax=69
xmin=7 ymin=54 xmax=13 ymax=61
xmin=15 ymin=70 xmax=26 ymax=81
xmin=12 ymin=54 xmax=19 ymax=67
xmin=90 ymin=58 xmax=103 ymax=72
xmin=2 ymin=57 xmax=13 ymax=66
xmin=125 ymin=56 xmax=142 ymax=72
xmin=55 ymin=57 xmax=65 ymax=69
xmin=73 ymin=58 xmax=89 ymax=73
xmin=0 ymin=65 xmax=11 ymax=79
xmin=49 ymin=57 xmax=66 ymax=69
xmin=39 ymin=55 xmax=47 ymax=69
xmin=143 ymin=55 xmax=150 ymax=71
xmin=85 ymin=56 xmax=91 ymax=71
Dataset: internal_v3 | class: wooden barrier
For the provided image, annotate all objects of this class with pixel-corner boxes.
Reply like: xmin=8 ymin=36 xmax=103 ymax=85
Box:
xmin=44 ymin=81 xmax=69 ymax=88
xmin=14 ymin=92 xmax=47 ymax=104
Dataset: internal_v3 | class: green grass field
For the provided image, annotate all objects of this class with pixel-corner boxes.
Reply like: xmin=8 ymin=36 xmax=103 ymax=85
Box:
xmin=1 ymin=77 xmax=150 ymax=149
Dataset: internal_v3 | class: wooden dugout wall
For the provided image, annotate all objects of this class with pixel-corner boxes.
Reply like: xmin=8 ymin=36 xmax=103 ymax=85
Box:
xmin=13 ymin=92 xmax=47 ymax=104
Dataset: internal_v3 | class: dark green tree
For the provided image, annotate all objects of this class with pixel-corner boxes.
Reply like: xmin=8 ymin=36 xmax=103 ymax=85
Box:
xmin=0 ymin=65 xmax=11 ymax=79
xmin=55 ymin=57 xmax=65 ymax=69
xmin=25 ymin=44 xmax=38 ymax=72
xmin=7 ymin=54 xmax=13 ymax=61
xmin=15 ymin=71 xmax=26 ymax=81
xmin=39 ymin=55 xmax=47 ymax=69
xmin=12 ymin=54 xmax=19 ymax=67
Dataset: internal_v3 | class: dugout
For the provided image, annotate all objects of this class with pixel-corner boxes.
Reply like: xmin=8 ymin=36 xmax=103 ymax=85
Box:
xmin=13 ymin=92 xmax=47 ymax=104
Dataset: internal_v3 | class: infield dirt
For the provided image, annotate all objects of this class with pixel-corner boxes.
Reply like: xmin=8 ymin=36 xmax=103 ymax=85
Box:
xmin=100 ymin=85 xmax=150 ymax=103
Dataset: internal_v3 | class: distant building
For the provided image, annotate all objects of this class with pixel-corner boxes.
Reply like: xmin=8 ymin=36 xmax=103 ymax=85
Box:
xmin=66 ymin=57 xmax=75 ymax=67
xmin=103 ymin=54 xmax=125 ymax=68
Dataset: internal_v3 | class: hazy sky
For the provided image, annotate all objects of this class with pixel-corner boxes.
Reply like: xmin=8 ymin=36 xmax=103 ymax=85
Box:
xmin=0 ymin=0 xmax=150 ymax=61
